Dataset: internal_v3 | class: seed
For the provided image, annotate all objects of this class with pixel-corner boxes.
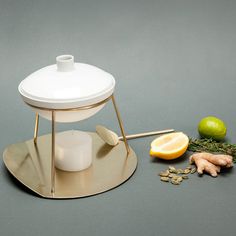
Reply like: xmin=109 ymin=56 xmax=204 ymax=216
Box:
xmin=190 ymin=167 xmax=196 ymax=174
xmin=159 ymin=165 xmax=193 ymax=185
xmin=159 ymin=170 xmax=169 ymax=177
xmin=172 ymin=175 xmax=181 ymax=181
xmin=177 ymin=176 xmax=183 ymax=182
xmin=160 ymin=177 xmax=169 ymax=182
xmin=169 ymin=166 xmax=176 ymax=171
xmin=177 ymin=169 xmax=184 ymax=174
xmin=168 ymin=173 xmax=176 ymax=178
xmin=183 ymin=169 xmax=191 ymax=174
xmin=182 ymin=175 xmax=189 ymax=179
xmin=170 ymin=170 xmax=178 ymax=174
xmin=171 ymin=179 xmax=180 ymax=185
xmin=171 ymin=175 xmax=182 ymax=181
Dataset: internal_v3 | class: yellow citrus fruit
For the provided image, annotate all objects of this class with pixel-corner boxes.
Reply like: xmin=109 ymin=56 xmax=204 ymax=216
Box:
xmin=198 ymin=116 xmax=227 ymax=141
xmin=150 ymin=132 xmax=189 ymax=160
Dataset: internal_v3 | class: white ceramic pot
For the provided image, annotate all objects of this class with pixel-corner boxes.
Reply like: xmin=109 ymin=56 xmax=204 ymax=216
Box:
xmin=18 ymin=55 xmax=115 ymax=122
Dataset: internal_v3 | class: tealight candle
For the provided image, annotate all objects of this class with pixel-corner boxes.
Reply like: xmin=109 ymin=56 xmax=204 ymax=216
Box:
xmin=55 ymin=130 xmax=92 ymax=172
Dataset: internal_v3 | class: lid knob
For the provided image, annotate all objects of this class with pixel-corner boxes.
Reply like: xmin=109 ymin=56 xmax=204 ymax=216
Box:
xmin=56 ymin=55 xmax=75 ymax=72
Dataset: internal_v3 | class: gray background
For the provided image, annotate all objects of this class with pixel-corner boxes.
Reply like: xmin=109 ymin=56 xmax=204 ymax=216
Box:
xmin=1 ymin=0 xmax=236 ymax=235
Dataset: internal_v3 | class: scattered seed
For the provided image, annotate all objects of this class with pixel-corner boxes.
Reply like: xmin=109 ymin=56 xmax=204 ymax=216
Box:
xmin=182 ymin=175 xmax=189 ymax=179
xmin=169 ymin=166 xmax=175 ymax=170
xmin=159 ymin=170 xmax=169 ymax=177
xmin=169 ymin=166 xmax=176 ymax=171
xmin=190 ymin=167 xmax=196 ymax=174
xmin=172 ymin=175 xmax=180 ymax=180
xmin=177 ymin=176 xmax=183 ymax=182
xmin=171 ymin=179 xmax=180 ymax=185
xmin=160 ymin=177 xmax=169 ymax=182
xmin=177 ymin=169 xmax=184 ymax=174
xmin=168 ymin=173 xmax=176 ymax=178
xmin=183 ymin=169 xmax=191 ymax=174
xmin=159 ymin=164 xmax=197 ymax=185
xmin=169 ymin=169 xmax=178 ymax=174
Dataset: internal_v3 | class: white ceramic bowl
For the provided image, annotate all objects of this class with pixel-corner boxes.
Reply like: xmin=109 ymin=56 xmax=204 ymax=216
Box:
xmin=30 ymin=105 xmax=106 ymax=123
xmin=18 ymin=55 xmax=115 ymax=123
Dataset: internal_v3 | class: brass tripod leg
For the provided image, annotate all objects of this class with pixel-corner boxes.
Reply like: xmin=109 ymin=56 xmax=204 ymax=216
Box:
xmin=51 ymin=110 xmax=55 ymax=195
xmin=111 ymin=95 xmax=130 ymax=155
xmin=34 ymin=113 xmax=39 ymax=144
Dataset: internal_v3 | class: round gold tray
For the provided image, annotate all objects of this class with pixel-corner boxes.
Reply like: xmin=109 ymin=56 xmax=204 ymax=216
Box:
xmin=3 ymin=131 xmax=137 ymax=199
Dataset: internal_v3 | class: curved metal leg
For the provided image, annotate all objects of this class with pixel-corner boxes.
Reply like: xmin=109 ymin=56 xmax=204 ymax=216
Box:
xmin=51 ymin=111 xmax=55 ymax=195
xmin=34 ymin=113 xmax=39 ymax=144
xmin=111 ymin=95 xmax=130 ymax=155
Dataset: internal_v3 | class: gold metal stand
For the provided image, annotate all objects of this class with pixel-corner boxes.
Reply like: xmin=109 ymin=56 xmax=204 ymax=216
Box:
xmin=33 ymin=113 xmax=39 ymax=144
xmin=51 ymin=111 xmax=55 ymax=195
xmin=3 ymin=94 xmax=137 ymax=198
xmin=111 ymin=96 xmax=130 ymax=155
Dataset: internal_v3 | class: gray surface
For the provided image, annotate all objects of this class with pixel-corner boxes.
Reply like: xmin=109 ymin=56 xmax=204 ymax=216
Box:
xmin=1 ymin=0 xmax=236 ymax=235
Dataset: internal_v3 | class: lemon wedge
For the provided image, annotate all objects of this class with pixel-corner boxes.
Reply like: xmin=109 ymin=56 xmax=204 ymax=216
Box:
xmin=150 ymin=132 xmax=189 ymax=160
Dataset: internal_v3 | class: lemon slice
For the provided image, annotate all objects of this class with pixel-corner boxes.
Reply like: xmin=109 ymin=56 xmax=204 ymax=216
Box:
xmin=150 ymin=132 xmax=189 ymax=160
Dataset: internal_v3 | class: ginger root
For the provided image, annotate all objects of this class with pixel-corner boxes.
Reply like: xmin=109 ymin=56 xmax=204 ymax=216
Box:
xmin=190 ymin=152 xmax=233 ymax=177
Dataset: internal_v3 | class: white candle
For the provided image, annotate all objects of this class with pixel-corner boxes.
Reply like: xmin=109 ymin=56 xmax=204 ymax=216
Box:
xmin=55 ymin=130 xmax=92 ymax=172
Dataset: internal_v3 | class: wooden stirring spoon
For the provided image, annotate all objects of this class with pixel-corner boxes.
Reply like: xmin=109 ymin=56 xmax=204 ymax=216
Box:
xmin=96 ymin=125 xmax=174 ymax=146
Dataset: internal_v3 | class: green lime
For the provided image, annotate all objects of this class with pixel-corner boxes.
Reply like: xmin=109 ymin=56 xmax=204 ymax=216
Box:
xmin=198 ymin=116 xmax=227 ymax=141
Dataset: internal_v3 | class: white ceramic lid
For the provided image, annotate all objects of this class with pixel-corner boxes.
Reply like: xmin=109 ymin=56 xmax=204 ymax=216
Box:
xmin=18 ymin=55 xmax=115 ymax=109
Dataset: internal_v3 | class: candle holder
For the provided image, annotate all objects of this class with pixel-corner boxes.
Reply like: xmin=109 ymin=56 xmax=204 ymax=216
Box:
xmin=3 ymin=56 xmax=138 ymax=199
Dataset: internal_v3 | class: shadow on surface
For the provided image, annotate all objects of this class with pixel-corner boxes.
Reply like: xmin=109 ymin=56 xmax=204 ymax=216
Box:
xmin=97 ymin=143 xmax=113 ymax=158
xmin=3 ymin=167 xmax=40 ymax=198
xmin=2 ymin=161 xmax=138 ymax=200
xmin=150 ymin=151 xmax=192 ymax=165
xmin=219 ymin=166 xmax=234 ymax=176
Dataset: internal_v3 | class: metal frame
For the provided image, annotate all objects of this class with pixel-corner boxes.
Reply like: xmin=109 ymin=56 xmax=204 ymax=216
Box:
xmin=28 ymin=94 xmax=129 ymax=196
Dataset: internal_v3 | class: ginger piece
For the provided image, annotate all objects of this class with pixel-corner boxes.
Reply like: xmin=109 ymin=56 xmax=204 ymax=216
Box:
xmin=190 ymin=152 xmax=233 ymax=167
xmin=212 ymin=154 xmax=233 ymax=168
xmin=190 ymin=152 xmax=233 ymax=177
xmin=193 ymin=158 xmax=220 ymax=177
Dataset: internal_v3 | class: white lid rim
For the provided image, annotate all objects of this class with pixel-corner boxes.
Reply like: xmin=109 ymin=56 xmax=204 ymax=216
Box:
xmin=18 ymin=79 xmax=115 ymax=103
xmin=20 ymin=88 xmax=115 ymax=109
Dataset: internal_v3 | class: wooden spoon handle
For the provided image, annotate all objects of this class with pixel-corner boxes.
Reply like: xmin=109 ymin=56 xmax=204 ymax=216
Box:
xmin=119 ymin=129 xmax=175 ymax=140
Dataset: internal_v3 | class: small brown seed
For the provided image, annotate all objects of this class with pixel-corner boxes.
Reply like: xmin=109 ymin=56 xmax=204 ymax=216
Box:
xmin=160 ymin=177 xmax=169 ymax=182
xmin=159 ymin=165 xmax=193 ymax=185
xmin=169 ymin=166 xmax=176 ymax=171
xmin=177 ymin=176 xmax=183 ymax=182
xmin=182 ymin=175 xmax=189 ymax=179
xmin=169 ymin=169 xmax=178 ymax=174
xmin=169 ymin=166 xmax=175 ymax=170
xmin=177 ymin=169 xmax=184 ymax=174
xmin=159 ymin=170 xmax=169 ymax=177
xmin=168 ymin=173 xmax=176 ymax=178
xmin=190 ymin=167 xmax=196 ymax=174
xmin=171 ymin=179 xmax=180 ymax=185
xmin=183 ymin=169 xmax=191 ymax=174
xmin=172 ymin=175 xmax=180 ymax=180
